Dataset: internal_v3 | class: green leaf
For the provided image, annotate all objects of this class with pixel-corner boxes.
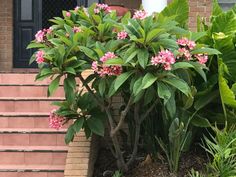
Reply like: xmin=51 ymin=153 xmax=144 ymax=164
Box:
xmin=98 ymin=79 xmax=106 ymax=96
xmin=157 ymin=38 xmax=179 ymax=49
xmin=172 ymin=62 xmax=194 ymax=70
xmin=108 ymin=80 xmax=116 ymax=97
xmin=87 ymin=117 xmax=104 ymax=136
xmin=190 ymin=32 xmax=207 ymax=41
xmin=27 ymin=43 xmax=47 ymax=49
xmin=48 ymin=76 xmax=60 ymax=97
xmin=104 ymin=58 xmax=124 ymax=65
xmin=146 ymin=28 xmax=164 ymax=43
xmin=157 ymin=82 xmax=172 ymax=105
xmin=160 ymin=0 xmax=189 ymax=26
xmin=125 ymin=50 xmax=138 ymax=63
xmin=114 ymin=71 xmax=134 ymax=91
xmin=79 ymin=46 xmax=98 ymax=60
xmin=65 ymin=125 xmax=75 ymax=144
xmin=137 ymin=49 xmax=149 ymax=69
xmin=212 ymin=0 xmax=223 ymax=17
xmin=73 ymin=118 xmax=84 ymax=132
xmin=219 ymin=62 xmax=236 ymax=108
xmin=65 ymin=67 xmax=76 ymax=75
xmin=189 ymin=61 xmax=208 ymax=82
xmin=141 ymin=73 xmax=157 ymax=90
xmin=191 ymin=48 xmax=221 ymax=55
xmin=64 ymin=76 xmax=75 ymax=103
xmin=162 ymin=77 xmax=191 ymax=96
xmin=191 ymin=115 xmax=211 ymax=128
xmin=194 ymin=90 xmax=219 ymax=111
xmin=133 ymin=77 xmax=143 ymax=96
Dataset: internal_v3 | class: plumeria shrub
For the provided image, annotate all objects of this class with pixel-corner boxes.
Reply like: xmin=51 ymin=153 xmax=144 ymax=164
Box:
xmin=27 ymin=0 xmax=220 ymax=172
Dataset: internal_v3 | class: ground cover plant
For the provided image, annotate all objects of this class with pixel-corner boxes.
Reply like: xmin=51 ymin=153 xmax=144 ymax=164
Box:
xmin=27 ymin=0 xmax=236 ymax=176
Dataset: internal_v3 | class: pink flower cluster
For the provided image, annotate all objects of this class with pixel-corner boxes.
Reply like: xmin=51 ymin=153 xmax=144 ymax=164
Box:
xmin=92 ymin=52 xmax=122 ymax=77
xmin=66 ymin=12 xmax=71 ymax=17
xmin=35 ymin=50 xmax=45 ymax=64
xmin=35 ymin=28 xmax=53 ymax=43
xmin=151 ymin=50 xmax=176 ymax=70
xmin=49 ymin=109 xmax=65 ymax=130
xmin=195 ymin=54 xmax=208 ymax=64
xmin=177 ymin=37 xmax=208 ymax=64
xmin=117 ymin=31 xmax=128 ymax=40
xmin=177 ymin=37 xmax=196 ymax=50
xmin=73 ymin=26 xmax=82 ymax=33
xmin=94 ymin=3 xmax=111 ymax=14
xmin=133 ymin=10 xmax=148 ymax=20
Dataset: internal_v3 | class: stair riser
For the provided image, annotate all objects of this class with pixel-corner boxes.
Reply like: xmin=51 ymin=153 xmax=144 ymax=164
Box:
xmin=0 ymin=134 xmax=66 ymax=146
xmin=0 ymin=117 xmax=71 ymax=129
xmin=0 ymin=86 xmax=64 ymax=97
xmin=0 ymin=172 xmax=64 ymax=177
xmin=0 ymin=152 xmax=67 ymax=165
xmin=0 ymin=101 xmax=59 ymax=112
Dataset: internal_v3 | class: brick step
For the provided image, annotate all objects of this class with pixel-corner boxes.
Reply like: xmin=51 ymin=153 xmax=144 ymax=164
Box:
xmin=0 ymin=151 xmax=67 ymax=165
xmin=0 ymin=172 xmax=64 ymax=177
xmin=0 ymin=73 xmax=81 ymax=85
xmin=0 ymin=133 xmax=65 ymax=146
xmin=0 ymin=97 xmax=64 ymax=112
xmin=0 ymin=85 xmax=65 ymax=97
xmin=0 ymin=145 xmax=68 ymax=152
xmin=0 ymin=128 xmax=67 ymax=134
xmin=0 ymin=165 xmax=64 ymax=171
xmin=0 ymin=112 xmax=73 ymax=128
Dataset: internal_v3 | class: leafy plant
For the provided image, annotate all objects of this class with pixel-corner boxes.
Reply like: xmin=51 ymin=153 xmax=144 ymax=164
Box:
xmin=202 ymin=126 xmax=236 ymax=177
xmin=112 ymin=170 xmax=123 ymax=177
xmin=27 ymin=0 xmax=219 ymax=172
xmin=188 ymin=169 xmax=205 ymax=177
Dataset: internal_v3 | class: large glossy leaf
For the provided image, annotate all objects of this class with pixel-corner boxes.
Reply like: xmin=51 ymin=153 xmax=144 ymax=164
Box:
xmin=48 ymin=76 xmax=60 ymax=97
xmin=162 ymin=77 xmax=191 ymax=96
xmin=160 ymin=0 xmax=189 ymax=26
xmin=157 ymin=82 xmax=172 ymax=105
xmin=137 ymin=49 xmax=149 ymax=69
xmin=141 ymin=73 xmax=157 ymax=90
xmin=114 ymin=71 xmax=134 ymax=91
xmin=87 ymin=117 xmax=104 ymax=136
xmin=219 ymin=62 xmax=236 ymax=109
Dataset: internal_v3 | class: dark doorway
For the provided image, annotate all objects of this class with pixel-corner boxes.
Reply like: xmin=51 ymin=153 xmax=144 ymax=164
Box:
xmin=13 ymin=0 xmax=86 ymax=68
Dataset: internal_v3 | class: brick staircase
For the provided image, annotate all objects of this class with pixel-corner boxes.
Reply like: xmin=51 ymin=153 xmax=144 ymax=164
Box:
xmin=0 ymin=73 xmax=68 ymax=177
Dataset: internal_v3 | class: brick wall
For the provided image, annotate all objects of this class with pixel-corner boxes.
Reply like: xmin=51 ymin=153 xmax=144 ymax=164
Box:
xmin=0 ymin=0 xmax=13 ymax=71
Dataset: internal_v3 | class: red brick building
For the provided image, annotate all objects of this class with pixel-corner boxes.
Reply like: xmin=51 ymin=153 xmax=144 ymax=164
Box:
xmin=0 ymin=0 xmax=234 ymax=177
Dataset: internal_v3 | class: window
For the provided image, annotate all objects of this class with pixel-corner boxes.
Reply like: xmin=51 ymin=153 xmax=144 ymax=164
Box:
xmin=218 ymin=0 xmax=236 ymax=11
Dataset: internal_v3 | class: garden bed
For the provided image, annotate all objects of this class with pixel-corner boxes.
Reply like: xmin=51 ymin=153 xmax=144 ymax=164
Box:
xmin=93 ymin=146 xmax=208 ymax=177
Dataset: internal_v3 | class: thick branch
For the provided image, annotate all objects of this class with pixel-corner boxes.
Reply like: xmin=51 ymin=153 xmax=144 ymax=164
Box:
xmin=141 ymin=99 xmax=158 ymax=122
xmin=127 ymin=103 xmax=141 ymax=166
xmin=77 ymin=74 xmax=104 ymax=110
xmin=111 ymin=97 xmax=133 ymax=137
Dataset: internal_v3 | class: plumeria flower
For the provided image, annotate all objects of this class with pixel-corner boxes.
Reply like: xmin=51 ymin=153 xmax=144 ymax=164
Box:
xmin=35 ymin=30 xmax=45 ymax=43
xmin=133 ymin=10 xmax=148 ymax=20
xmin=66 ymin=12 xmax=71 ymax=17
xmin=195 ymin=54 xmax=208 ymax=64
xmin=117 ymin=31 xmax=128 ymax=40
xmin=151 ymin=50 xmax=176 ymax=70
xmin=178 ymin=48 xmax=191 ymax=60
xmin=74 ymin=6 xmax=79 ymax=12
xmin=92 ymin=52 xmax=122 ymax=77
xmin=73 ymin=26 xmax=82 ymax=33
xmin=177 ymin=37 xmax=196 ymax=50
xmin=94 ymin=3 xmax=111 ymax=14
xmin=35 ymin=50 xmax=45 ymax=64
xmin=49 ymin=109 xmax=65 ymax=130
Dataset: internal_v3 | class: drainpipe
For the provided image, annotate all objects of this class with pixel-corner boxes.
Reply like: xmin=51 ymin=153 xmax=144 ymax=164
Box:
xmin=142 ymin=0 xmax=167 ymax=15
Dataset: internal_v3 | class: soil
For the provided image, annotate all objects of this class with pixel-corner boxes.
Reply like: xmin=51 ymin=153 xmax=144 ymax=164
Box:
xmin=93 ymin=146 xmax=208 ymax=177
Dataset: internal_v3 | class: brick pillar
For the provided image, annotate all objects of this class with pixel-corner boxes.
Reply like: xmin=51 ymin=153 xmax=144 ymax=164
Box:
xmin=0 ymin=0 xmax=13 ymax=71
xmin=189 ymin=0 xmax=212 ymax=30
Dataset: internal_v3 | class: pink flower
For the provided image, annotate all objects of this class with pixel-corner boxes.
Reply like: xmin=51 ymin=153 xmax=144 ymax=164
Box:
xmin=94 ymin=3 xmax=111 ymax=14
xmin=151 ymin=50 xmax=176 ymax=70
xmin=195 ymin=54 xmax=208 ymax=64
xmin=35 ymin=50 xmax=45 ymax=64
xmin=100 ymin=52 xmax=117 ymax=63
xmin=35 ymin=30 xmax=45 ymax=43
xmin=177 ymin=37 xmax=196 ymax=50
xmin=178 ymin=48 xmax=191 ymax=60
xmin=66 ymin=12 xmax=71 ymax=17
xmin=92 ymin=61 xmax=98 ymax=71
xmin=117 ymin=31 xmax=128 ymax=40
xmin=49 ymin=109 xmax=65 ymax=130
xmin=46 ymin=27 xmax=53 ymax=34
xmin=73 ymin=26 xmax=82 ymax=33
xmin=133 ymin=10 xmax=148 ymax=20
xmin=74 ymin=6 xmax=79 ymax=12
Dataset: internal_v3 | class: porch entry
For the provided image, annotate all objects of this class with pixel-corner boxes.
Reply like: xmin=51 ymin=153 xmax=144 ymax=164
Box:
xmin=14 ymin=0 xmax=99 ymax=68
